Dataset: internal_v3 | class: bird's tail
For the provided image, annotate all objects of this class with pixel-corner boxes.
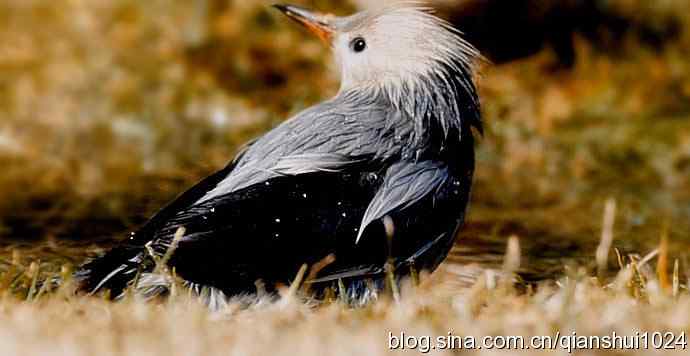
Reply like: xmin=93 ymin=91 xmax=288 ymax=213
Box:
xmin=74 ymin=245 xmax=148 ymax=297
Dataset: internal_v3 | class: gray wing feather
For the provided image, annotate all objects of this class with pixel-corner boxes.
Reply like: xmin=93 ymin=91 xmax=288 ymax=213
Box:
xmin=272 ymin=153 xmax=364 ymax=175
xmin=198 ymin=153 xmax=362 ymax=203
xmin=356 ymin=161 xmax=448 ymax=243
xmin=198 ymin=98 xmax=407 ymax=203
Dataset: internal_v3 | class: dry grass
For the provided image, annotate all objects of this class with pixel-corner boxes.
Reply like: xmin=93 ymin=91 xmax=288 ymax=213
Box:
xmin=1 ymin=233 xmax=689 ymax=355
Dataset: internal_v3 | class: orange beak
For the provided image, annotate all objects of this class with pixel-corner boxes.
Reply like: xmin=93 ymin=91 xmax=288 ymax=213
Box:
xmin=274 ymin=4 xmax=335 ymax=44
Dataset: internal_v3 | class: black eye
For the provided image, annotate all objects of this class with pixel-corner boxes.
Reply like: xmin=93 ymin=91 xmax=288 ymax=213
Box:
xmin=350 ymin=37 xmax=366 ymax=53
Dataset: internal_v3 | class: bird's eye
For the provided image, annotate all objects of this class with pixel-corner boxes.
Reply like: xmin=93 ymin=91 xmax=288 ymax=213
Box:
xmin=350 ymin=37 xmax=366 ymax=53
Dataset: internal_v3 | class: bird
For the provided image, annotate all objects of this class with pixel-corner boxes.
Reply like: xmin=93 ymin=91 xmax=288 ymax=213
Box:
xmin=75 ymin=3 xmax=482 ymax=304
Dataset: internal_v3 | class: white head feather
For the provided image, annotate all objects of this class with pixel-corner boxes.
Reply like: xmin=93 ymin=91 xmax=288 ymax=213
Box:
xmin=330 ymin=3 xmax=480 ymax=92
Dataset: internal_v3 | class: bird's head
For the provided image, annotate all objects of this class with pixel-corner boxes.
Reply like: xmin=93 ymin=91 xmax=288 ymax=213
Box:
xmin=274 ymin=3 xmax=479 ymax=90
xmin=275 ymin=2 xmax=482 ymax=139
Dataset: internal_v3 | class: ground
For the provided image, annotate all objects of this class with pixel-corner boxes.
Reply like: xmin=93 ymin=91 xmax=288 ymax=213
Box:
xmin=0 ymin=0 xmax=689 ymax=355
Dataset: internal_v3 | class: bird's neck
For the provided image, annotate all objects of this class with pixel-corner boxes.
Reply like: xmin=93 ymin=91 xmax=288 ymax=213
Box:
xmin=339 ymin=60 xmax=481 ymax=159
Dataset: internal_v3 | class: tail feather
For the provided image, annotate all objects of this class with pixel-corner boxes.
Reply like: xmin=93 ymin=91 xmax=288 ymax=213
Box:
xmin=74 ymin=245 xmax=146 ymax=297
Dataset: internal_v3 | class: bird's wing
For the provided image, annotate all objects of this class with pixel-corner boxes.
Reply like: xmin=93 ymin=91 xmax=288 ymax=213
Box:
xmin=138 ymin=97 xmax=405 ymax=246
xmin=356 ymin=160 xmax=449 ymax=243
xmin=196 ymin=98 xmax=405 ymax=203
xmin=139 ymin=166 xmax=390 ymax=292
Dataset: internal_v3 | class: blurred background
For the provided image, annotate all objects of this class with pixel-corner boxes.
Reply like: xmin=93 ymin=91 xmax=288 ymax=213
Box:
xmin=0 ymin=0 xmax=688 ymax=281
